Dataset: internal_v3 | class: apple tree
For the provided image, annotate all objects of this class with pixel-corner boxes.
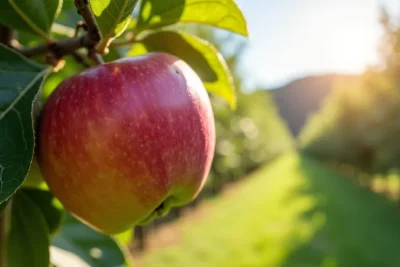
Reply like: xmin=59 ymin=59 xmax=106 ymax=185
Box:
xmin=0 ymin=0 xmax=248 ymax=266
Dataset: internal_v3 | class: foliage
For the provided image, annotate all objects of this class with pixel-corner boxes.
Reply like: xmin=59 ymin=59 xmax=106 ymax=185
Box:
xmin=0 ymin=45 xmax=49 ymax=203
xmin=130 ymin=26 xmax=293 ymax=252
xmin=139 ymin=154 xmax=400 ymax=267
xmin=182 ymin=26 xmax=294 ymax=193
xmin=0 ymin=0 xmax=62 ymax=39
xmin=300 ymin=70 xmax=400 ymax=173
xmin=52 ymin=213 xmax=128 ymax=267
xmin=0 ymin=0 xmax=248 ymax=266
xmin=208 ymin=90 xmax=294 ymax=191
xmin=270 ymin=74 xmax=354 ymax=136
xmin=300 ymin=9 xmax=400 ymax=175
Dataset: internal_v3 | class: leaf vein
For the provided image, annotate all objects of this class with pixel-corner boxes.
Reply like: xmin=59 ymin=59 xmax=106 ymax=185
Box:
xmin=0 ymin=69 xmax=47 ymax=122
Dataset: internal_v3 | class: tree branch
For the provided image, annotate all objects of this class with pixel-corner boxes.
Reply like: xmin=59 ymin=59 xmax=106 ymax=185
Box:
xmin=17 ymin=0 xmax=102 ymax=61
xmin=74 ymin=21 xmax=88 ymax=37
xmin=74 ymin=0 xmax=100 ymax=44
xmin=18 ymin=36 xmax=85 ymax=58
xmin=88 ymin=48 xmax=104 ymax=65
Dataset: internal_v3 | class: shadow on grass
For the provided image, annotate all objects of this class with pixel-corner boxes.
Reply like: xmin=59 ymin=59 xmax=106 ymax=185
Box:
xmin=281 ymin=155 xmax=400 ymax=267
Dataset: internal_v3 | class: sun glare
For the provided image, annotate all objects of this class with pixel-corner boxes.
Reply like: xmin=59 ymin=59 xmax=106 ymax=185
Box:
xmin=236 ymin=0 xmax=387 ymax=88
xmin=321 ymin=23 xmax=378 ymax=73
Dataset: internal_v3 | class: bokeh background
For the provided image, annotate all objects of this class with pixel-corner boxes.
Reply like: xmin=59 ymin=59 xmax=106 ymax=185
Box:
xmin=40 ymin=0 xmax=400 ymax=266
xmin=127 ymin=1 xmax=400 ymax=267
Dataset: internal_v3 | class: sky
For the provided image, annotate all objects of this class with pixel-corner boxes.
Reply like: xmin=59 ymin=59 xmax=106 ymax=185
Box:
xmin=234 ymin=0 xmax=400 ymax=89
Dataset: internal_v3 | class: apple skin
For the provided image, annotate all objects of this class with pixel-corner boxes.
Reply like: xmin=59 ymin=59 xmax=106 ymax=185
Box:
xmin=37 ymin=53 xmax=216 ymax=234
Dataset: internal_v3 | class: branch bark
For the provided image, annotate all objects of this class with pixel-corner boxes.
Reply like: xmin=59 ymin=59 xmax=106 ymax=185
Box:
xmin=74 ymin=0 xmax=100 ymax=45
xmin=18 ymin=36 xmax=85 ymax=58
xmin=88 ymin=48 xmax=104 ymax=65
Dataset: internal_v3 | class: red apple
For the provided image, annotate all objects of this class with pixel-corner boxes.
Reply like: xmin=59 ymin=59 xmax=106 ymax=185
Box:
xmin=37 ymin=53 xmax=215 ymax=234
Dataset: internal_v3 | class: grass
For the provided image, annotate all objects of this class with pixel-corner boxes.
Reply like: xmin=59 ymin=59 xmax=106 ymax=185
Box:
xmin=137 ymin=153 xmax=400 ymax=267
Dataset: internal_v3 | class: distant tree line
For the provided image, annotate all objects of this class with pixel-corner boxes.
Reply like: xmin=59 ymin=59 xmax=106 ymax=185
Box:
xmin=300 ymin=8 xmax=400 ymax=175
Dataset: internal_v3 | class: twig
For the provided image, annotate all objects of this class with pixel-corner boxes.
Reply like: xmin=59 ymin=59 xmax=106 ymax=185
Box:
xmin=74 ymin=0 xmax=100 ymax=44
xmin=17 ymin=0 xmax=102 ymax=61
xmin=18 ymin=37 xmax=84 ymax=58
xmin=74 ymin=21 xmax=88 ymax=37
xmin=88 ymin=48 xmax=104 ymax=65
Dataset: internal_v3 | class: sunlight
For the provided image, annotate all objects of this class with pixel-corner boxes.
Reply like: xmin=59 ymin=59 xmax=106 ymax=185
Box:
xmin=318 ymin=19 xmax=378 ymax=73
xmin=235 ymin=0 xmax=388 ymax=88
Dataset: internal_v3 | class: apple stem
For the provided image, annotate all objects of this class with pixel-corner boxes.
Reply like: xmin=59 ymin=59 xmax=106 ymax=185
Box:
xmin=88 ymin=48 xmax=104 ymax=65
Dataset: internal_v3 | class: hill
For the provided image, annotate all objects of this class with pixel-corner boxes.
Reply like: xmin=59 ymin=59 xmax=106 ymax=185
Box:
xmin=270 ymin=74 xmax=358 ymax=136
xmin=135 ymin=153 xmax=400 ymax=267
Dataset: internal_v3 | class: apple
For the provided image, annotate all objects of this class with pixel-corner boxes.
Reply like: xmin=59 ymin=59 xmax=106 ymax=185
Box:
xmin=37 ymin=53 xmax=216 ymax=234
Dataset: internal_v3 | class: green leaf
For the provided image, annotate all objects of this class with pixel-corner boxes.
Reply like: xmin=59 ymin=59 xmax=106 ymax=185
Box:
xmin=0 ymin=0 xmax=63 ymax=39
xmin=22 ymin=188 xmax=64 ymax=235
xmin=129 ymin=31 xmax=236 ymax=108
xmin=0 ymin=44 xmax=49 ymax=204
xmin=53 ymin=213 xmax=127 ymax=267
xmin=90 ymin=0 xmax=140 ymax=51
xmin=0 ymin=1 xmax=33 ymax=34
xmin=55 ymin=0 xmax=81 ymax=28
xmin=137 ymin=0 xmax=248 ymax=36
xmin=7 ymin=191 xmax=50 ymax=267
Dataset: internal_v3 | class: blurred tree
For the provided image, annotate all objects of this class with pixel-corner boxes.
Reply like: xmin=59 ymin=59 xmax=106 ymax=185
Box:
xmin=379 ymin=6 xmax=400 ymax=86
xmin=181 ymin=26 xmax=294 ymax=195
xmin=300 ymin=7 xmax=400 ymax=174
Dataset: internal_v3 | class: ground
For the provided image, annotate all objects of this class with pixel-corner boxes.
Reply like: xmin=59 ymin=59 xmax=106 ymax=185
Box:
xmin=135 ymin=153 xmax=400 ymax=267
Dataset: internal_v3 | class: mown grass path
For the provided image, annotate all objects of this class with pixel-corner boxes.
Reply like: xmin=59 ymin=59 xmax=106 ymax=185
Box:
xmin=137 ymin=154 xmax=400 ymax=267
